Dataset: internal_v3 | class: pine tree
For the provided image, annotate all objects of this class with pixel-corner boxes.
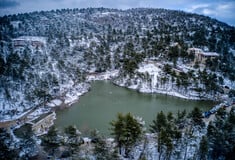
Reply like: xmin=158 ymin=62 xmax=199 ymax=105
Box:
xmin=41 ymin=126 xmax=61 ymax=157
xmin=190 ymin=107 xmax=204 ymax=126
xmin=150 ymin=111 xmax=167 ymax=133
xmin=176 ymin=109 xmax=187 ymax=128
xmin=150 ymin=111 xmax=182 ymax=159
xmin=110 ymin=113 xmax=143 ymax=158
xmin=165 ymin=136 xmax=173 ymax=160
xmin=0 ymin=128 xmax=18 ymax=159
xmin=41 ymin=126 xmax=59 ymax=146
xmin=207 ymin=110 xmax=235 ymax=159
xmin=92 ymin=130 xmax=111 ymax=160
xmin=157 ymin=128 xmax=174 ymax=160
xmin=64 ymin=125 xmax=78 ymax=137
xmin=167 ymin=112 xmax=174 ymax=122
xmin=64 ymin=125 xmax=81 ymax=153
xmin=124 ymin=113 xmax=143 ymax=156
xmin=110 ymin=113 xmax=125 ymax=155
xmin=199 ymin=136 xmax=208 ymax=160
xmin=94 ymin=138 xmax=110 ymax=160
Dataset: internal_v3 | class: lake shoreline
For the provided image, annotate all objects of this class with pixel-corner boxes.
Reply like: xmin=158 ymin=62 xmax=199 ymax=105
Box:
xmin=54 ymin=81 xmax=215 ymax=136
xmin=0 ymin=70 xmax=217 ymax=134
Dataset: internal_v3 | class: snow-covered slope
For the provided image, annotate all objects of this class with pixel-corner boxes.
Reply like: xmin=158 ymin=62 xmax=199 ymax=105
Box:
xmin=0 ymin=8 xmax=235 ymax=121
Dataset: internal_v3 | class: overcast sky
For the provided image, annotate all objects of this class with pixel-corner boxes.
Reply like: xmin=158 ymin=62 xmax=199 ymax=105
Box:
xmin=0 ymin=0 xmax=234 ymax=26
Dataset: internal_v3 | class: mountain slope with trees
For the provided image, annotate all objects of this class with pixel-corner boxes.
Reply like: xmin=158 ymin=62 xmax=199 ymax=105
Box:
xmin=0 ymin=8 xmax=235 ymax=121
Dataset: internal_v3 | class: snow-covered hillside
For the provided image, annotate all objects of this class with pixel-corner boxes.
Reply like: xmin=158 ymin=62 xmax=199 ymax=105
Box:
xmin=0 ymin=8 xmax=235 ymax=121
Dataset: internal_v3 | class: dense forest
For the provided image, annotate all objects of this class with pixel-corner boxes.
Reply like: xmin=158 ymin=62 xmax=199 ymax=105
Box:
xmin=0 ymin=7 xmax=235 ymax=159
xmin=0 ymin=8 xmax=235 ymax=120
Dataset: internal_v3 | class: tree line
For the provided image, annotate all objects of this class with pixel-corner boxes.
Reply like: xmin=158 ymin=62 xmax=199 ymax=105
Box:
xmin=1 ymin=106 xmax=234 ymax=159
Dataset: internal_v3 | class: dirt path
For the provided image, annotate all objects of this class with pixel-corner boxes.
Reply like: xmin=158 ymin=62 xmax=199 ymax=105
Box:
xmin=0 ymin=108 xmax=34 ymax=128
xmin=0 ymin=97 xmax=67 ymax=129
xmin=0 ymin=120 xmax=16 ymax=128
xmin=0 ymin=103 xmax=47 ymax=128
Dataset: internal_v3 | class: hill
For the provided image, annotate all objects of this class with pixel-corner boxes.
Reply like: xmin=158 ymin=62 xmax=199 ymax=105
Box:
xmin=0 ymin=8 xmax=235 ymax=121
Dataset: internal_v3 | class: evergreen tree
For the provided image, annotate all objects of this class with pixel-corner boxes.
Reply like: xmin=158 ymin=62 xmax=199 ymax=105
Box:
xmin=150 ymin=111 xmax=167 ymax=133
xmin=150 ymin=111 xmax=181 ymax=160
xmin=13 ymin=124 xmax=39 ymax=158
xmin=94 ymin=138 xmax=111 ymax=160
xmin=41 ymin=126 xmax=60 ymax=157
xmin=110 ymin=113 xmax=143 ymax=158
xmin=199 ymin=136 xmax=208 ymax=160
xmin=190 ymin=107 xmax=204 ymax=126
xmin=0 ymin=128 xmax=18 ymax=159
xmin=64 ymin=125 xmax=81 ymax=153
xmin=167 ymin=112 xmax=174 ymax=122
xmin=0 ymin=54 xmax=6 ymax=75
xmin=64 ymin=125 xmax=78 ymax=137
xmin=176 ymin=109 xmax=187 ymax=127
xmin=207 ymin=109 xmax=235 ymax=159
xmin=92 ymin=130 xmax=112 ymax=160
xmin=110 ymin=113 xmax=125 ymax=155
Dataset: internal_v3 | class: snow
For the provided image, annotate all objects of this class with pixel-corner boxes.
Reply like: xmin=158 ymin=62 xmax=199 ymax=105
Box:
xmin=224 ymin=77 xmax=235 ymax=89
xmin=0 ymin=81 xmax=90 ymax=124
xmin=86 ymin=70 xmax=119 ymax=81
xmin=106 ymin=138 xmax=115 ymax=143
xmin=202 ymin=52 xmax=219 ymax=57
xmin=1 ymin=8 xmax=234 ymax=159
xmin=188 ymin=48 xmax=203 ymax=53
xmin=0 ymin=108 xmax=33 ymax=122
xmin=230 ymin=48 xmax=235 ymax=57
xmin=47 ymin=99 xmax=62 ymax=107
xmin=13 ymin=36 xmax=46 ymax=44
xmin=94 ymin=11 xmax=117 ymax=17
xmin=117 ymin=62 xmax=201 ymax=100
xmin=0 ymin=5 xmax=232 ymax=136
xmin=113 ymin=129 xmax=207 ymax=160
xmin=114 ymin=54 xmax=235 ymax=101
xmin=138 ymin=63 xmax=161 ymax=74
xmin=10 ymin=21 xmax=21 ymax=29
xmin=188 ymin=48 xmax=219 ymax=57
xmin=83 ymin=137 xmax=92 ymax=144
xmin=53 ymin=99 xmax=63 ymax=106
xmin=64 ymin=83 xmax=90 ymax=106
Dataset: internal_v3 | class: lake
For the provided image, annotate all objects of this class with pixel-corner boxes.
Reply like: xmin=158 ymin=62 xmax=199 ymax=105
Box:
xmin=55 ymin=81 xmax=214 ymax=136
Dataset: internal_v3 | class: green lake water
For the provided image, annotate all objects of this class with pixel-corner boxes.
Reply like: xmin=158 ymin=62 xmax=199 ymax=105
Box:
xmin=55 ymin=81 xmax=214 ymax=136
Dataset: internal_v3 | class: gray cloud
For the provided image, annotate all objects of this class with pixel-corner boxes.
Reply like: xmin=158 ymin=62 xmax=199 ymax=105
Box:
xmin=0 ymin=0 xmax=19 ymax=8
xmin=185 ymin=1 xmax=235 ymax=26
